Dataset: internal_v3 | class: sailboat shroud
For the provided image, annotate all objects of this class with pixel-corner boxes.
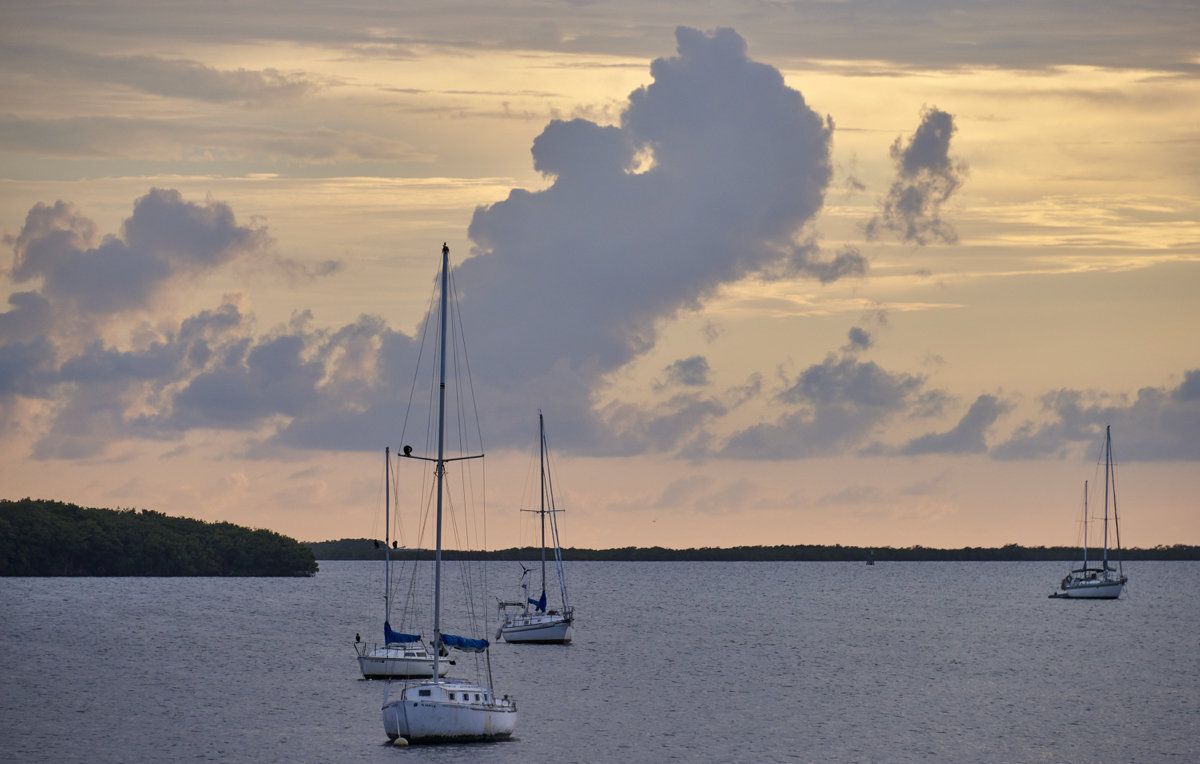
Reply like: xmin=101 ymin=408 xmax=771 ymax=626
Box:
xmin=355 ymin=447 xmax=449 ymax=679
xmin=1050 ymin=425 xmax=1128 ymax=600
xmin=380 ymin=244 xmax=517 ymax=743
xmin=497 ymin=412 xmax=575 ymax=644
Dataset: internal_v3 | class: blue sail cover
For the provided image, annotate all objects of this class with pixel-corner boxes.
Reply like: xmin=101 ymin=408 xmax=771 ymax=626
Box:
xmin=440 ymin=633 xmax=489 ymax=652
xmin=384 ymin=621 xmax=421 ymax=644
xmin=528 ymin=591 xmax=547 ymax=612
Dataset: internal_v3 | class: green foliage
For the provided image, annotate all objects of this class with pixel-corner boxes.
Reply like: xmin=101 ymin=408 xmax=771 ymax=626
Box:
xmin=305 ymin=538 xmax=398 ymax=560
xmin=0 ymin=498 xmax=318 ymax=577
xmin=307 ymin=539 xmax=1200 ymax=562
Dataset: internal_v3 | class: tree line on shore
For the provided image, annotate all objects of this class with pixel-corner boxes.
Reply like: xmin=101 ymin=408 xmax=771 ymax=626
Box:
xmin=307 ymin=537 xmax=1200 ymax=562
xmin=1 ymin=498 xmax=318 ymax=576
xmin=6 ymin=497 xmax=1193 ymax=577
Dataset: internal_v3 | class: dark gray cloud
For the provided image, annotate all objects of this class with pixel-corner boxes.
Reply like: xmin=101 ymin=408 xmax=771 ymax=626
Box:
xmin=0 ymin=292 xmax=57 ymax=399
xmin=659 ymin=356 xmax=711 ymax=388
xmin=0 ymin=337 xmax=55 ymax=399
xmin=0 ymin=190 xmax=358 ymax=457
xmin=766 ymin=241 xmax=868 ymax=284
xmin=843 ymin=327 xmax=873 ymax=353
xmin=899 ymin=394 xmax=1011 ymax=455
xmin=599 ymin=394 xmax=728 ymax=456
xmin=780 ymin=355 xmax=923 ymax=410
xmin=168 ymin=334 xmax=323 ymax=429
xmin=1175 ymin=369 xmax=1200 ymax=403
xmin=8 ymin=190 xmax=268 ymax=317
xmin=722 ymin=354 xmax=928 ymax=459
xmin=910 ymin=389 xmax=953 ymax=419
xmin=992 ymin=371 xmax=1200 ymax=461
xmin=865 ymin=107 xmax=966 ymax=245
xmin=0 ymin=291 xmax=54 ymax=345
xmin=12 ymin=294 xmax=419 ymax=459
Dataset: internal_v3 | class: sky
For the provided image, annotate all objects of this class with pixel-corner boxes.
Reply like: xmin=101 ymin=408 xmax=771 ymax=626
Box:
xmin=2 ymin=1 xmax=1198 ymax=550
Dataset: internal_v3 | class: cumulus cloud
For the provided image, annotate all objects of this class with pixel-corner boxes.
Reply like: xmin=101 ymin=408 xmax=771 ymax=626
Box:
xmin=0 ymin=28 xmax=884 ymax=460
xmin=865 ymin=106 xmax=966 ymax=245
xmin=721 ymin=353 xmax=928 ymax=459
xmin=5 ymin=181 xmax=1196 ymax=464
xmin=13 ymin=294 xmax=419 ymax=459
xmin=6 ymin=28 xmax=1194 ymax=468
xmin=8 ymin=190 xmax=269 ymax=319
xmin=766 ymin=241 xmax=868 ymax=283
xmin=0 ymin=190 xmax=363 ymax=457
xmin=600 ymin=394 xmax=728 ymax=456
xmin=992 ymin=371 xmax=1200 ymax=461
xmin=899 ymin=394 xmax=1012 ymax=455
xmin=659 ymin=356 xmax=711 ymax=389
xmin=843 ymin=326 xmax=873 ymax=353
xmin=456 ymin=26 xmax=849 ymax=445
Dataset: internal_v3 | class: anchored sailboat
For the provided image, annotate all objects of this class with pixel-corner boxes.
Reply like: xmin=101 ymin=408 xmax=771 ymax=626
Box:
xmin=355 ymin=447 xmax=449 ymax=679
xmin=380 ymin=243 xmax=517 ymax=743
xmin=497 ymin=412 xmax=574 ymax=644
xmin=1050 ymin=425 xmax=1128 ymax=599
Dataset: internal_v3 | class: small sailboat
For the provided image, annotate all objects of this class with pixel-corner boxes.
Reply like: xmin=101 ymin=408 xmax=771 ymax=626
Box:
xmin=355 ymin=447 xmax=449 ymax=679
xmin=496 ymin=412 xmax=574 ymax=644
xmin=380 ymin=243 xmax=517 ymax=744
xmin=1050 ymin=425 xmax=1128 ymax=599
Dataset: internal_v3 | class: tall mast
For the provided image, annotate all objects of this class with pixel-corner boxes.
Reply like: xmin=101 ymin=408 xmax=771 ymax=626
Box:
xmin=384 ymin=446 xmax=391 ymax=627
xmin=1111 ymin=429 xmax=1123 ymax=578
xmin=1102 ymin=425 xmax=1111 ymax=571
xmin=431 ymin=242 xmax=450 ymax=682
xmin=1082 ymin=479 xmax=1088 ymax=569
xmin=539 ymin=411 xmax=547 ymax=599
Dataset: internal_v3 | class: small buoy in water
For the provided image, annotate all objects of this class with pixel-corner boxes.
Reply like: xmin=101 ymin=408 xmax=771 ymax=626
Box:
xmin=393 ymin=737 xmax=409 ymax=747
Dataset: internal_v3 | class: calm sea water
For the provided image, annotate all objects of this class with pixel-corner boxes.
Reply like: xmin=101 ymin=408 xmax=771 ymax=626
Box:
xmin=2 ymin=561 xmax=1197 ymax=762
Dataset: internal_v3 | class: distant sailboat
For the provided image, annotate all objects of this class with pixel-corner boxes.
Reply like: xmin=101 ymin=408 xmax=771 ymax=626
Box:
xmin=355 ymin=447 xmax=449 ymax=679
xmin=1050 ymin=425 xmax=1128 ymax=599
xmin=866 ymin=549 xmax=875 ymax=566
xmin=380 ymin=243 xmax=517 ymax=743
xmin=496 ymin=412 xmax=575 ymax=644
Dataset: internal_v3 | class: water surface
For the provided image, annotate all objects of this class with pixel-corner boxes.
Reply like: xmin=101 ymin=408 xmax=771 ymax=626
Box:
xmin=2 ymin=561 xmax=1196 ymax=762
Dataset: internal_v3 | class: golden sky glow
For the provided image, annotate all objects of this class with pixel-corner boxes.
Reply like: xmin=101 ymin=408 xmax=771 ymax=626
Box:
xmin=1 ymin=2 xmax=1198 ymax=549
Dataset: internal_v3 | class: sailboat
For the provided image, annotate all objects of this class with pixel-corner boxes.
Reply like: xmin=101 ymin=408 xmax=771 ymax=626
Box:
xmin=380 ymin=243 xmax=517 ymax=744
xmin=355 ymin=447 xmax=449 ymax=679
xmin=1050 ymin=425 xmax=1128 ymax=599
xmin=496 ymin=412 xmax=575 ymax=644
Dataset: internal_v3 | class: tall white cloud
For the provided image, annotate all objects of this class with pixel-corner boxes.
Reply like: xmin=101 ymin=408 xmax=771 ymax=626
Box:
xmin=457 ymin=26 xmax=855 ymax=444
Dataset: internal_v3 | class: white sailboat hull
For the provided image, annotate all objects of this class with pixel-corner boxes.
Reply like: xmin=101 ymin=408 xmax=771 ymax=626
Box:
xmin=375 ymin=245 xmax=516 ymax=745
xmin=1051 ymin=427 xmax=1129 ymax=601
xmin=357 ymin=644 xmax=450 ymax=679
xmin=382 ymin=680 xmax=517 ymax=743
xmin=1051 ymin=577 xmax=1127 ymax=599
xmin=500 ymin=613 xmax=573 ymax=643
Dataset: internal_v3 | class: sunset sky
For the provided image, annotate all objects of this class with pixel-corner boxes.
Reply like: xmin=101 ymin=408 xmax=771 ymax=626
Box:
xmin=2 ymin=1 xmax=1198 ymax=550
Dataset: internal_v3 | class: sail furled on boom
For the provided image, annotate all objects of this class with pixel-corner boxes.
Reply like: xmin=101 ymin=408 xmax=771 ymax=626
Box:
xmin=528 ymin=591 xmax=547 ymax=612
xmin=440 ymin=633 xmax=489 ymax=652
xmin=384 ymin=621 xmax=421 ymax=645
